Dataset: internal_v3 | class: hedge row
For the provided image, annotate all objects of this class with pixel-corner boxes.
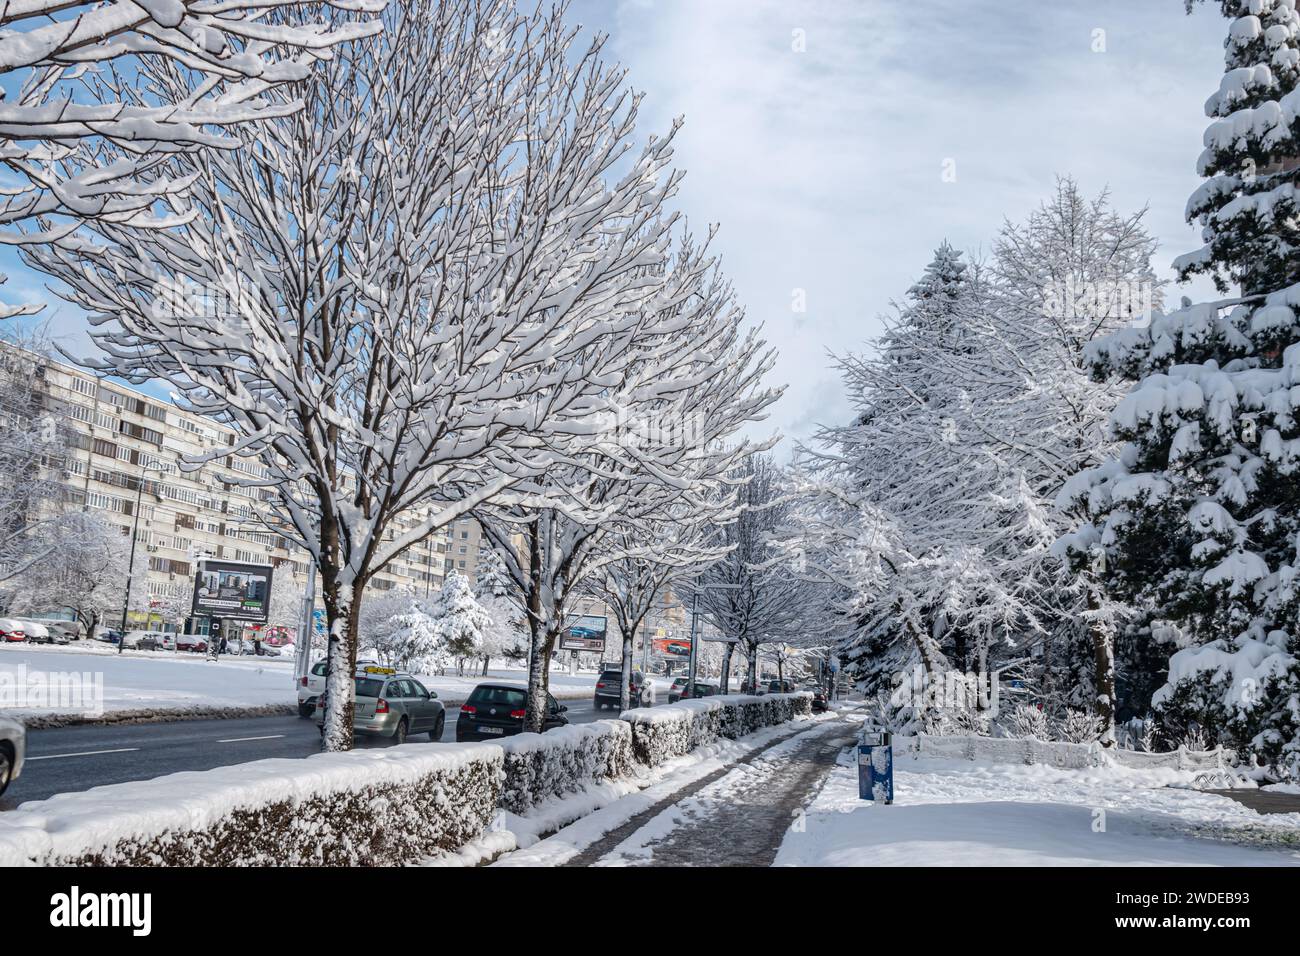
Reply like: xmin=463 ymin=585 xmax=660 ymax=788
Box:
xmin=0 ymin=744 xmax=504 ymax=867
xmin=0 ymin=692 xmax=813 ymax=866
xmin=498 ymin=719 xmax=636 ymax=814
xmin=622 ymin=692 xmax=813 ymax=767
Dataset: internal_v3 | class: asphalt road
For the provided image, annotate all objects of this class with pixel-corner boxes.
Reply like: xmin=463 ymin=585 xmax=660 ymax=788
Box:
xmin=1 ymin=697 xmax=615 ymax=809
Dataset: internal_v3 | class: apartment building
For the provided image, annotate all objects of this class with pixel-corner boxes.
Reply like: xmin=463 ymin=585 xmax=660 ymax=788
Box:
xmin=31 ymin=352 xmax=485 ymax=634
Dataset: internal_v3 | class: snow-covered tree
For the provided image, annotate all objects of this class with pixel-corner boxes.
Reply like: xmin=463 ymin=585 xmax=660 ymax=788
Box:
xmin=430 ymin=571 xmax=490 ymax=674
xmin=793 ymin=183 xmax=1160 ymax=742
xmin=0 ymin=0 xmax=383 ymax=318
xmin=0 ymin=329 xmax=76 ymax=582
xmin=4 ymin=510 xmax=132 ymax=639
xmin=695 ymin=454 xmax=811 ymax=693
xmin=1061 ymin=0 xmax=1300 ymax=775
xmin=476 ymin=228 xmax=779 ymax=730
xmin=473 ymin=549 xmax=524 ymax=674
xmin=27 ymin=0 xmax=713 ymax=750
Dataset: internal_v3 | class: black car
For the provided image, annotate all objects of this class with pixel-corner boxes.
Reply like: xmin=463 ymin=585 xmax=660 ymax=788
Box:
xmin=671 ymin=681 xmax=719 ymax=702
xmin=810 ymin=687 xmax=828 ymax=712
xmin=593 ymin=668 xmax=651 ymax=710
xmin=455 ymin=683 xmax=570 ymax=741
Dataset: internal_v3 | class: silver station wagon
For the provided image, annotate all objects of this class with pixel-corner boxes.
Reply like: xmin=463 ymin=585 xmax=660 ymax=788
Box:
xmin=314 ymin=666 xmax=446 ymax=744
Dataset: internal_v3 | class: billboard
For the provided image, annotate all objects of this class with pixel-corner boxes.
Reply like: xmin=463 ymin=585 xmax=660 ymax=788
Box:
xmin=652 ymin=637 xmax=692 ymax=659
xmin=558 ymin=614 xmax=607 ymax=652
xmin=192 ymin=560 xmax=274 ymax=623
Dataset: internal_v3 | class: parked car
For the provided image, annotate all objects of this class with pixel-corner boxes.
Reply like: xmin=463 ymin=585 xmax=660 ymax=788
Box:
xmin=593 ymin=668 xmax=652 ymax=710
xmin=314 ymin=666 xmax=445 ymax=744
xmin=0 ymin=714 xmax=24 ymax=797
xmin=0 ymin=618 xmax=27 ymax=643
xmin=768 ymin=679 xmax=798 ymax=694
xmin=810 ymin=687 xmax=828 ymax=712
xmin=122 ymin=630 xmax=168 ymax=651
xmin=455 ymin=682 xmax=569 ymax=742
xmin=7 ymin=620 xmax=53 ymax=644
xmin=675 ymin=681 xmax=720 ymax=701
xmin=95 ymin=629 xmax=122 ymax=645
xmin=297 ymin=658 xmax=379 ymax=717
xmin=175 ymin=634 xmax=208 ymax=653
xmin=666 ymin=676 xmax=689 ymax=702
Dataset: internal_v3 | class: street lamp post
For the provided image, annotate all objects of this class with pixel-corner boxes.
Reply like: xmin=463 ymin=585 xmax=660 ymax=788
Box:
xmin=117 ymin=460 xmax=164 ymax=655
xmin=683 ymin=581 xmax=741 ymax=692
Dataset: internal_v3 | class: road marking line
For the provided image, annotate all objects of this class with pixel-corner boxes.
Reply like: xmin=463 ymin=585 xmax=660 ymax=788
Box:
xmin=217 ymin=734 xmax=285 ymax=743
xmin=27 ymin=747 xmax=139 ymax=761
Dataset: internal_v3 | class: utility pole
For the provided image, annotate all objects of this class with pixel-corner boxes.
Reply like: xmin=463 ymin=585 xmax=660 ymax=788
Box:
xmin=118 ymin=460 xmax=163 ymax=654
xmin=293 ymin=561 xmax=317 ymax=685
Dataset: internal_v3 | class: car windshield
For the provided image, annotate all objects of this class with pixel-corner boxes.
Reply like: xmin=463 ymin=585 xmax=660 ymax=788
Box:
xmin=355 ymin=678 xmax=385 ymax=698
xmin=599 ymin=671 xmax=621 ymax=682
xmin=468 ymin=686 xmax=528 ymax=709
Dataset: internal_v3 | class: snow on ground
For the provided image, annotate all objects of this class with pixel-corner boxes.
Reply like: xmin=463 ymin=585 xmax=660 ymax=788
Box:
xmin=775 ymin=746 xmax=1300 ymax=867
xmin=0 ymin=642 xmax=605 ymax=723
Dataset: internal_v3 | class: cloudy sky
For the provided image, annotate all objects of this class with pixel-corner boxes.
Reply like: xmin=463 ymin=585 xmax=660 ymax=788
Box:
xmin=568 ymin=0 xmax=1228 ymax=450
xmin=5 ymin=0 xmax=1230 ymax=451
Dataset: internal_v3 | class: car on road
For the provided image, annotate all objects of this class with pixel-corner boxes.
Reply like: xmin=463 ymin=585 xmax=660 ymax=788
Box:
xmin=670 ymin=680 xmax=720 ymax=703
xmin=314 ymin=666 xmax=445 ymax=744
xmin=456 ymin=682 xmax=569 ymax=742
xmin=0 ymin=618 xmax=28 ymax=642
xmin=593 ymin=668 xmax=652 ymax=710
xmin=0 ymin=714 xmax=24 ymax=797
xmin=810 ymin=687 xmax=828 ymax=712
xmin=298 ymin=658 xmax=380 ymax=717
xmin=768 ymin=679 xmax=798 ymax=694
xmin=667 ymin=676 xmax=688 ymax=700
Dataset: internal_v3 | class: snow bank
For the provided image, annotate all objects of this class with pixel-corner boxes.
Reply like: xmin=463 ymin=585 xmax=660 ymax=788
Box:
xmin=904 ymin=732 xmax=1234 ymax=772
xmin=776 ymin=747 xmax=1300 ymax=867
xmin=623 ymin=693 xmax=812 ymax=766
xmin=0 ymin=743 xmax=504 ymax=867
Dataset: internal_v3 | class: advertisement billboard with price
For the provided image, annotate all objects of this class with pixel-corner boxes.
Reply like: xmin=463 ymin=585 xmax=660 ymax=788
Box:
xmin=191 ymin=560 xmax=274 ymax=623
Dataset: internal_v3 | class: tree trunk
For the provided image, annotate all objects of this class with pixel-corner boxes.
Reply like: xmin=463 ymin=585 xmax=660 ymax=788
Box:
xmin=1087 ymin=585 xmax=1116 ymax=747
xmin=746 ymin=643 xmax=758 ymax=693
xmin=321 ymin=581 xmax=359 ymax=752
xmin=481 ymin=655 xmax=490 ymax=676
xmin=621 ymin=624 xmax=637 ymax=712
xmin=720 ymin=642 xmax=734 ymax=694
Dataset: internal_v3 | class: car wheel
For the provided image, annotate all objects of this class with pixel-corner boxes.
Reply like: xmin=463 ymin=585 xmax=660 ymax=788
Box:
xmin=429 ymin=713 xmax=444 ymax=742
xmin=393 ymin=717 xmax=408 ymax=745
xmin=0 ymin=744 xmax=11 ymax=797
xmin=298 ymin=702 xmax=315 ymax=719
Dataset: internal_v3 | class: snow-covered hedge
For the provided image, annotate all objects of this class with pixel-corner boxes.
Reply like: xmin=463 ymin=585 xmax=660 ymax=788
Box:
xmin=499 ymin=719 xmax=636 ymax=814
xmin=0 ymin=744 xmax=504 ymax=867
xmin=0 ymin=692 xmax=814 ymax=866
xmin=623 ymin=692 xmax=813 ymax=767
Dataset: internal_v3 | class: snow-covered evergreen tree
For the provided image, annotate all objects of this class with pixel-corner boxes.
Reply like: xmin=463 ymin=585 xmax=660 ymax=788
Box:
xmin=430 ymin=572 xmax=491 ymax=672
xmin=1062 ymin=0 xmax=1300 ymax=775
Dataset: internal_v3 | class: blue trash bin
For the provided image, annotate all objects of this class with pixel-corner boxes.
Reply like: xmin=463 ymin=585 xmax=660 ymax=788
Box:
xmin=858 ymin=730 xmax=893 ymax=804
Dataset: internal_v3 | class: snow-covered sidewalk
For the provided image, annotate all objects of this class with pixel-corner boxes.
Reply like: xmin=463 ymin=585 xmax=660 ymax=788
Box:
xmin=776 ymin=742 xmax=1300 ymax=866
xmin=481 ymin=708 xmax=858 ymax=867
